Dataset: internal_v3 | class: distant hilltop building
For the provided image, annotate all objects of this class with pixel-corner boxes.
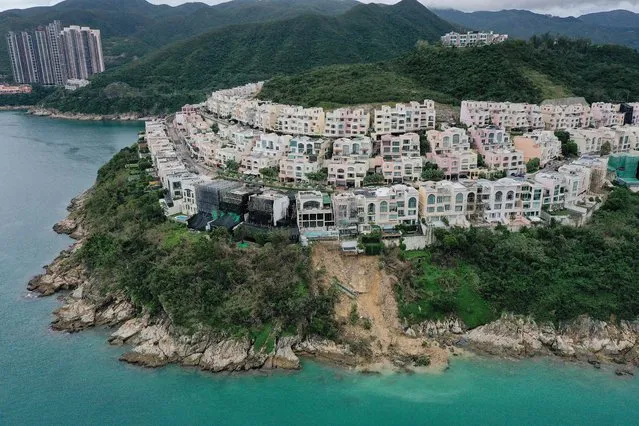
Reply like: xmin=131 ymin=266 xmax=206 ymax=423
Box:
xmin=6 ymin=20 xmax=105 ymax=86
xmin=0 ymin=84 xmax=32 ymax=95
xmin=441 ymin=31 xmax=508 ymax=48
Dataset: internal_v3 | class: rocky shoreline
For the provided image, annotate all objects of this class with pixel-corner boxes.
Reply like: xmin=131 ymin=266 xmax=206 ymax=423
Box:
xmin=410 ymin=315 xmax=639 ymax=376
xmin=28 ymin=107 xmax=153 ymax=122
xmin=27 ymin=190 xmax=362 ymax=374
xmin=0 ymin=105 xmax=33 ymax=111
xmin=28 ymin=190 xmax=638 ymax=377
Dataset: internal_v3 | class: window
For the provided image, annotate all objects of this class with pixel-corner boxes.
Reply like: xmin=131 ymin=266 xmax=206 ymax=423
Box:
xmin=427 ymin=195 xmax=436 ymax=205
xmin=495 ymin=191 xmax=503 ymax=202
xmin=456 ymin=193 xmax=464 ymax=204
xmin=408 ymin=197 xmax=417 ymax=209
xmin=368 ymin=203 xmax=376 ymax=214
xmin=380 ymin=201 xmax=388 ymax=213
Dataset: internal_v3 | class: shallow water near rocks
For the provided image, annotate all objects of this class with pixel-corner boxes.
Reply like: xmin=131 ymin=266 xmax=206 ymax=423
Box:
xmin=0 ymin=111 xmax=637 ymax=425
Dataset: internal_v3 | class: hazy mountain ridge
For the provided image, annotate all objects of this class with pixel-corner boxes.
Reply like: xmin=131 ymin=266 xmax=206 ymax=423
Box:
xmin=433 ymin=8 xmax=639 ymax=50
xmin=0 ymin=0 xmax=359 ymax=76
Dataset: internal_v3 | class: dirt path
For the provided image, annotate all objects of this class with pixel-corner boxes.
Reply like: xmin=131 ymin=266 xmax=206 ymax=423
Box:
xmin=312 ymin=242 xmax=449 ymax=370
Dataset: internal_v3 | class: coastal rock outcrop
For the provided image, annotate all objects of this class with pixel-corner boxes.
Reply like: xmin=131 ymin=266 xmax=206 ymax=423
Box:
xmin=461 ymin=314 xmax=639 ymax=369
xmin=413 ymin=318 xmax=465 ymax=337
xmin=29 ymin=107 xmax=145 ymax=122
xmin=113 ymin=319 xmax=304 ymax=372
xmin=294 ymin=337 xmax=355 ymax=366
xmin=27 ymin=247 xmax=85 ymax=296
xmin=51 ymin=283 xmax=136 ymax=332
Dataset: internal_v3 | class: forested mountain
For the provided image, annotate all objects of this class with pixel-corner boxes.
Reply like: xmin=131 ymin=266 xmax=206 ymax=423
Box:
xmin=433 ymin=9 xmax=639 ymax=50
xmin=579 ymin=9 xmax=639 ymax=28
xmin=0 ymin=0 xmax=358 ymax=76
xmin=41 ymin=0 xmax=456 ymax=114
xmin=259 ymin=37 xmax=639 ymax=108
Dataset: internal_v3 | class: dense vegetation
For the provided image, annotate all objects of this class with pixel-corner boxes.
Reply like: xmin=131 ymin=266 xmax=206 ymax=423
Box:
xmin=0 ymin=0 xmax=357 ymax=76
xmin=260 ymin=37 xmax=639 ymax=107
xmin=395 ymin=188 xmax=639 ymax=327
xmin=0 ymin=85 xmax=54 ymax=106
xmin=434 ymin=9 xmax=639 ymax=50
xmin=40 ymin=0 xmax=454 ymax=115
xmin=79 ymin=146 xmax=338 ymax=339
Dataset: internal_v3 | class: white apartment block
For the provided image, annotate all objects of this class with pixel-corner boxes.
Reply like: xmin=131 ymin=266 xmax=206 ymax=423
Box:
xmin=534 ymin=172 xmax=576 ymax=207
xmin=228 ymin=129 xmax=259 ymax=153
xmin=627 ymin=103 xmax=639 ymax=124
xmin=252 ymin=133 xmax=291 ymax=158
xmin=378 ymin=156 xmax=423 ymax=183
xmin=569 ymin=127 xmax=636 ymax=155
xmin=469 ymin=126 xmax=511 ymax=154
xmin=296 ymin=191 xmax=335 ymax=231
xmin=380 ymin=133 xmax=421 ymax=159
xmin=441 ymin=31 xmax=508 ymax=47
xmin=460 ymin=101 xmax=543 ymax=129
xmin=325 ymin=108 xmax=370 ymax=138
xmin=277 ymin=106 xmax=325 ymax=136
xmin=326 ymin=156 xmax=369 ymax=188
xmin=358 ymin=185 xmax=419 ymax=229
xmin=513 ymin=130 xmax=562 ymax=167
xmin=483 ymin=149 xmax=526 ymax=176
xmin=332 ymin=185 xmax=419 ymax=232
xmin=557 ymin=164 xmax=593 ymax=205
xmin=241 ymin=152 xmax=279 ymax=175
xmin=373 ymin=101 xmax=435 ymax=134
xmin=518 ymin=181 xmax=545 ymax=219
xmin=254 ymin=103 xmax=283 ymax=131
xmin=571 ymin=155 xmax=610 ymax=192
xmin=473 ymin=178 xmax=543 ymax=223
xmin=426 ymin=127 xmax=478 ymax=177
xmin=494 ymin=103 xmax=543 ymax=129
xmin=206 ymin=82 xmax=263 ymax=119
xmin=418 ymin=180 xmax=471 ymax=226
xmin=288 ymin=136 xmax=328 ymax=156
xmin=232 ymin=99 xmax=259 ymax=125
xmin=279 ymin=154 xmax=321 ymax=183
xmin=591 ymin=102 xmax=627 ymax=127
xmin=332 ymin=136 xmax=373 ymax=158
xmin=215 ymin=147 xmax=242 ymax=166
xmin=540 ymin=98 xmax=593 ymax=130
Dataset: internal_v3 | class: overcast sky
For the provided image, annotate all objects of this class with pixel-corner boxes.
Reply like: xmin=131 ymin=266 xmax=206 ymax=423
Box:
xmin=1 ymin=0 xmax=638 ymax=17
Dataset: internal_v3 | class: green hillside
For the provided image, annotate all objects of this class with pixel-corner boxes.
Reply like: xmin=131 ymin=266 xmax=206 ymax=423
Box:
xmin=260 ymin=37 xmax=639 ymax=108
xmin=433 ymin=9 xmax=639 ymax=50
xmin=0 ymin=0 xmax=358 ymax=76
xmin=40 ymin=0 xmax=456 ymax=114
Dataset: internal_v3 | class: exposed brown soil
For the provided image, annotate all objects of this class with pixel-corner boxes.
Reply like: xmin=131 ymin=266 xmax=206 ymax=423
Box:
xmin=312 ymin=242 xmax=449 ymax=370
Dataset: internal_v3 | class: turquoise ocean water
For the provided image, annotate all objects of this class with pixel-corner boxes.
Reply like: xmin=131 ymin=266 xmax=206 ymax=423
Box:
xmin=0 ymin=111 xmax=637 ymax=425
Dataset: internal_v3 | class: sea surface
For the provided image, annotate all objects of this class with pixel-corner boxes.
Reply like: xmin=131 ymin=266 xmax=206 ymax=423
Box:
xmin=0 ymin=111 xmax=638 ymax=425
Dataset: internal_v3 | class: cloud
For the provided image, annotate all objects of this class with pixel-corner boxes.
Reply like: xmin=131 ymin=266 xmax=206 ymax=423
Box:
xmin=0 ymin=0 xmax=638 ymax=16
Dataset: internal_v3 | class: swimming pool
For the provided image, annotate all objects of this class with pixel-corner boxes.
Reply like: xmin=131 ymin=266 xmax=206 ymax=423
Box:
xmin=173 ymin=215 xmax=189 ymax=223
